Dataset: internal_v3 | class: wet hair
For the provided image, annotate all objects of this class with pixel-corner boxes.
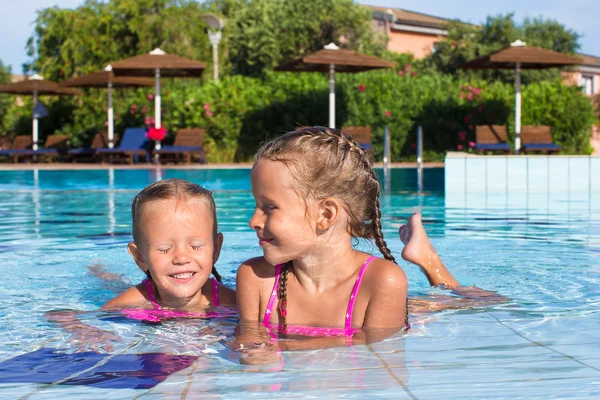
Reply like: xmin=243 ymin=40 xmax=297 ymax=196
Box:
xmin=131 ymin=178 xmax=222 ymax=282
xmin=254 ymin=126 xmax=398 ymax=329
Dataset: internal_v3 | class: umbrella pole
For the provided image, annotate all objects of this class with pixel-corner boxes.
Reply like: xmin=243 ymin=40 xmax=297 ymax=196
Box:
xmin=329 ymin=64 xmax=335 ymax=128
xmin=154 ymin=68 xmax=161 ymax=151
xmin=107 ymin=82 xmax=114 ymax=148
xmin=32 ymin=89 xmax=39 ymax=151
xmin=514 ymin=61 xmax=521 ymax=155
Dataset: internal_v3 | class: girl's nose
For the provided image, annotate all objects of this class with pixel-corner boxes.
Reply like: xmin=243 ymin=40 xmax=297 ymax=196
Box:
xmin=249 ymin=208 xmax=263 ymax=231
xmin=172 ymin=248 xmax=190 ymax=264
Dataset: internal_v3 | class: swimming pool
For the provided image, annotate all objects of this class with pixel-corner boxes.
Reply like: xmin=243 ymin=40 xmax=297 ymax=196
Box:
xmin=0 ymin=167 xmax=598 ymax=398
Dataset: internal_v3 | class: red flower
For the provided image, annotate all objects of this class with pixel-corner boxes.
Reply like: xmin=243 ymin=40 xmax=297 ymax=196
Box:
xmin=411 ymin=71 xmax=417 ymax=77
xmin=404 ymin=64 xmax=412 ymax=72
xmin=468 ymin=141 xmax=475 ymax=147
xmin=147 ymin=93 xmax=154 ymax=101
xmin=458 ymin=131 xmax=466 ymax=140
xmin=357 ymin=84 xmax=366 ymax=92
xmin=147 ymin=127 xmax=167 ymax=141
xmin=384 ymin=110 xmax=391 ymax=117
xmin=398 ymin=70 xmax=404 ymax=76
xmin=457 ymin=144 xmax=464 ymax=150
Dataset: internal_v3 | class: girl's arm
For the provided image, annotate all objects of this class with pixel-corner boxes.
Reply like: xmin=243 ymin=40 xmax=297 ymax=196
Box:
xmin=100 ymin=284 xmax=148 ymax=310
xmin=236 ymin=257 xmax=271 ymax=321
xmin=45 ymin=310 xmax=120 ymax=352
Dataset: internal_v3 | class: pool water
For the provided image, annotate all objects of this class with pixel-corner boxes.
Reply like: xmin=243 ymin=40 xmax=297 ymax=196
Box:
xmin=0 ymin=168 xmax=599 ymax=399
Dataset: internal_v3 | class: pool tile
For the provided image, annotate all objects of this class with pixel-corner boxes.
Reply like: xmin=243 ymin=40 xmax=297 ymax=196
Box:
xmin=485 ymin=157 xmax=508 ymax=193
xmin=569 ymin=157 xmax=591 ymax=192
xmin=591 ymin=157 xmax=600 ymax=192
xmin=526 ymin=157 xmax=549 ymax=193
xmin=506 ymin=157 xmax=528 ymax=192
xmin=465 ymin=158 xmax=486 ymax=192
xmin=445 ymin=157 xmax=466 ymax=193
xmin=548 ymin=156 xmax=569 ymax=193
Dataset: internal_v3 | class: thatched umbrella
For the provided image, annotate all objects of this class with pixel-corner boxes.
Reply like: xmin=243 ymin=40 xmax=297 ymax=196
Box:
xmin=275 ymin=43 xmax=394 ymax=128
xmin=110 ymin=48 xmax=206 ymax=150
xmin=461 ymin=40 xmax=582 ymax=154
xmin=61 ymin=65 xmax=155 ymax=148
xmin=0 ymin=74 xmax=79 ymax=150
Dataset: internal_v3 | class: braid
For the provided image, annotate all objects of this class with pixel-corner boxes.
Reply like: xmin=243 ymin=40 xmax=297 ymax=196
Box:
xmin=211 ymin=266 xmax=222 ymax=282
xmin=277 ymin=261 xmax=291 ymax=333
xmin=370 ymin=171 xmax=397 ymax=264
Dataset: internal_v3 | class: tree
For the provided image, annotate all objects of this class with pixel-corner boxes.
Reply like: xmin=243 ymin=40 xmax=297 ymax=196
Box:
xmin=228 ymin=0 xmax=383 ymax=76
xmin=0 ymin=59 xmax=12 ymax=136
xmin=419 ymin=14 xmax=581 ymax=84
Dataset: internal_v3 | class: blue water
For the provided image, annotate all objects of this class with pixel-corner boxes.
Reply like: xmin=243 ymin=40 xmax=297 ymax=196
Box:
xmin=0 ymin=167 xmax=599 ymax=399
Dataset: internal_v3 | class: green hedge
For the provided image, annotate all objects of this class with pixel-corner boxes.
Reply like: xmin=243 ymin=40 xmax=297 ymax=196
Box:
xmin=2 ymin=71 xmax=595 ymax=161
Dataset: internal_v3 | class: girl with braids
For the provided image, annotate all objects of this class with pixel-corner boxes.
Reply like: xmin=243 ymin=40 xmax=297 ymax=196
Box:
xmin=101 ymin=178 xmax=236 ymax=320
xmin=236 ymin=126 xmax=411 ymax=345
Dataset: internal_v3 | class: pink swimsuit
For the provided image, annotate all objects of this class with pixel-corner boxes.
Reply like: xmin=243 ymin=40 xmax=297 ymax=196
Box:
xmin=121 ymin=278 xmax=236 ymax=322
xmin=263 ymin=256 xmax=377 ymax=338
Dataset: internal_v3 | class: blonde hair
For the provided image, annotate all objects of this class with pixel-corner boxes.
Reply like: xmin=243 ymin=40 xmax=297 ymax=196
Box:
xmin=131 ymin=178 xmax=221 ymax=282
xmin=254 ymin=126 xmax=396 ymax=329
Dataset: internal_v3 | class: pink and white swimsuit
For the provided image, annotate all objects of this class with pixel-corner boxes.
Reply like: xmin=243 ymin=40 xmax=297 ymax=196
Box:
xmin=263 ymin=256 xmax=377 ymax=338
xmin=121 ymin=278 xmax=236 ymax=322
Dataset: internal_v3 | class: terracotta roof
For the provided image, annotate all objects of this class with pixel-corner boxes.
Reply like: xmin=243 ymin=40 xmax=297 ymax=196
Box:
xmin=462 ymin=45 xmax=583 ymax=70
xmin=578 ymin=53 xmax=600 ymax=67
xmin=367 ymin=5 xmax=458 ymax=29
xmin=276 ymin=48 xmax=393 ymax=73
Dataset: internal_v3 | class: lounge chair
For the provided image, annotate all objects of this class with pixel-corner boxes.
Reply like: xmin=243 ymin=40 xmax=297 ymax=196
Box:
xmin=96 ymin=128 xmax=150 ymax=164
xmin=7 ymin=135 xmax=69 ymax=163
xmin=153 ymin=128 xmax=206 ymax=164
xmin=520 ymin=125 xmax=561 ymax=154
xmin=474 ymin=125 xmax=511 ymax=153
xmin=0 ymin=135 xmax=33 ymax=163
xmin=342 ymin=126 xmax=372 ymax=156
xmin=68 ymin=132 xmax=120 ymax=163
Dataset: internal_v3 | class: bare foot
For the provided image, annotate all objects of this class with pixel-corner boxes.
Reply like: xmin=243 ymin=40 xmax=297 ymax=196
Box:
xmin=399 ymin=213 xmax=459 ymax=288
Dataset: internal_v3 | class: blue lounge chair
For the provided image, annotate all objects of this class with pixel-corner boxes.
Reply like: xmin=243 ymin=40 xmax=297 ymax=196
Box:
xmin=96 ymin=128 xmax=149 ymax=164
xmin=154 ymin=128 xmax=205 ymax=164
xmin=521 ymin=126 xmax=561 ymax=154
xmin=5 ymin=135 xmax=69 ymax=163
xmin=474 ymin=125 xmax=511 ymax=153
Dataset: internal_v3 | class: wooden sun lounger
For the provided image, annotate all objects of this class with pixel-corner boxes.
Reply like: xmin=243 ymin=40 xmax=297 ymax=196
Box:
xmin=520 ymin=125 xmax=561 ymax=153
xmin=69 ymin=132 xmax=120 ymax=163
xmin=474 ymin=125 xmax=511 ymax=153
xmin=8 ymin=135 xmax=69 ymax=163
xmin=0 ymin=135 xmax=33 ymax=163
xmin=154 ymin=128 xmax=206 ymax=164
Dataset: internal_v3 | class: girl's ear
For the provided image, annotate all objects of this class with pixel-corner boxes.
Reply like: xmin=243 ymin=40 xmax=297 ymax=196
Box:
xmin=127 ymin=242 xmax=148 ymax=275
xmin=316 ymin=197 xmax=341 ymax=231
xmin=213 ymin=232 xmax=224 ymax=264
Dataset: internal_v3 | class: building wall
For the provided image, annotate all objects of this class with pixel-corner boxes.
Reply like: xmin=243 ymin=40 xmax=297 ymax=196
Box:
xmin=387 ymin=30 xmax=440 ymax=59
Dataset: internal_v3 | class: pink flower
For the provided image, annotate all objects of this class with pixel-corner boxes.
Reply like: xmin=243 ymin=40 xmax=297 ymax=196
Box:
xmin=458 ymin=131 xmax=466 ymax=140
xmin=404 ymin=64 xmax=412 ymax=72
xmin=411 ymin=143 xmax=416 ymax=149
xmin=398 ymin=70 xmax=404 ymax=76
xmin=460 ymin=93 xmax=465 ymax=99
xmin=464 ymin=116 xmax=470 ymax=123
xmin=203 ymin=103 xmax=211 ymax=111
xmin=457 ymin=144 xmax=464 ymax=150
xmin=477 ymin=105 xmax=485 ymax=113
xmin=468 ymin=86 xmax=473 ymax=91
xmin=384 ymin=110 xmax=391 ymax=117
xmin=411 ymin=71 xmax=417 ymax=77
xmin=141 ymin=106 xmax=148 ymax=114
xmin=468 ymin=125 xmax=473 ymax=130
xmin=131 ymin=104 xmax=138 ymax=110
xmin=104 ymin=120 xmax=109 ymax=126
xmin=357 ymin=84 xmax=366 ymax=92
xmin=206 ymin=111 xmax=214 ymax=117
xmin=147 ymin=127 xmax=167 ymax=141
xmin=472 ymin=88 xmax=482 ymax=95
xmin=468 ymin=141 xmax=475 ymax=147
xmin=147 ymin=93 xmax=154 ymax=101
xmin=144 ymin=116 xmax=155 ymax=126
xmin=466 ymin=93 xmax=473 ymax=101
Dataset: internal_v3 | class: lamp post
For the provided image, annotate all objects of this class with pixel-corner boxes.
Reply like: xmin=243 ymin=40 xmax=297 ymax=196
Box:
xmin=201 ymin=14 xmax=224 ymax=82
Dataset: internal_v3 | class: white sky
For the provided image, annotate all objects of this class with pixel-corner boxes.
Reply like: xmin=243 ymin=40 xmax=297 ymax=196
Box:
xmin=1 ymin=0 xmax=598 ymax=73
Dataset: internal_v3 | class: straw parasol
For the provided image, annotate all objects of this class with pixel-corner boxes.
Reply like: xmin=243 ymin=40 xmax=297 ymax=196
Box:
xmin=110 ymin=48 xmax=206 ymax=150
xmin=0 ymin=74 xmax=79 ymax=150
xmin=61 ymin=65 xmax=155 ymax=148
xmin=275 ymin=43 xmax=394 ymax=128
xmin=461 ymin=40 xmax=583 ymax=154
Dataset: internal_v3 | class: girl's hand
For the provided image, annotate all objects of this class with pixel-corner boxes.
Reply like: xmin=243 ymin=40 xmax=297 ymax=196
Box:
xmin=70 ymin=326 xmax=121 ymax=353
xmin=236 ymin=342 xmax=281 ymax=365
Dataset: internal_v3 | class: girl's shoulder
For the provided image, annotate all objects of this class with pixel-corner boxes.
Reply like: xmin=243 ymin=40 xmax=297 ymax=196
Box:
xmin=237 ymin=256 xmax=278 ymax=280
xmin=100 ymin=282 xmax=151 ymax=310
xmin=362 ymin=256 xmax=408 ymax=292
